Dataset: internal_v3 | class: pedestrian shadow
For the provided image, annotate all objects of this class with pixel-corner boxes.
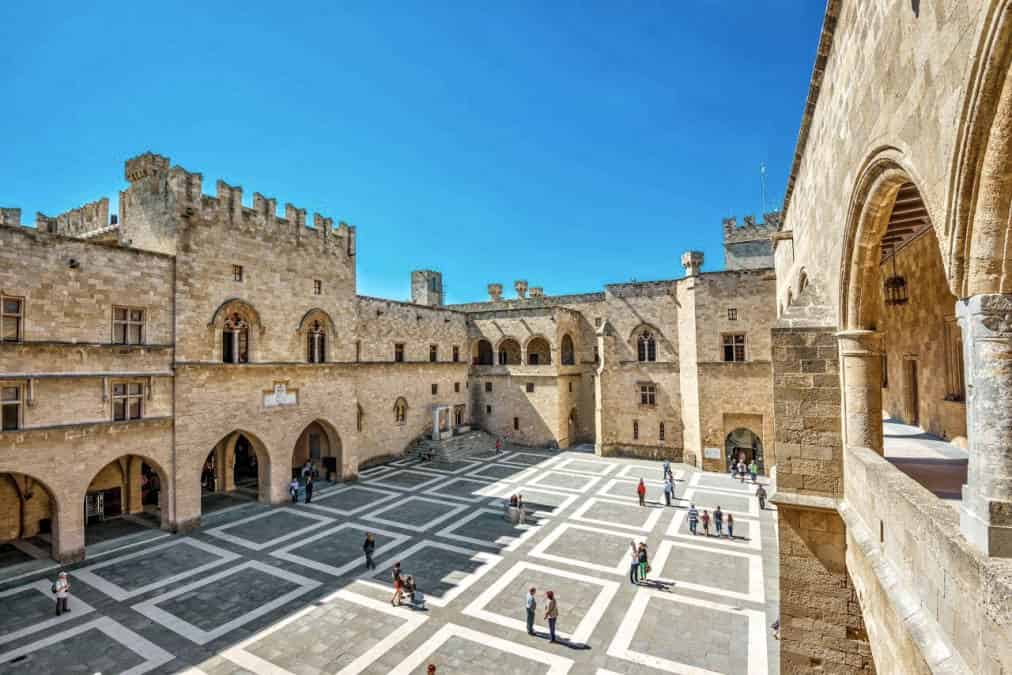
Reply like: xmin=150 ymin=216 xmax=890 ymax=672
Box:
xmin=637 ymin=578 xmax=672 ymax=592
xmin=530 ymin=632 xmax=592 ymax=651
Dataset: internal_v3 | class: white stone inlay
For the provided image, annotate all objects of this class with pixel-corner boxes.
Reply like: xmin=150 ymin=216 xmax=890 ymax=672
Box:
xmin=270 ymin=522 xmax=411 ymax=578
xmin=568 ymin=496 xmax=665 ymax=533
xmin=0 ymin=579 xmax=96 ymax=645
xmin=205 ymin=507 xmax=334 ymax=551
xmin=388 ymin=623 xmax=573 ymax=674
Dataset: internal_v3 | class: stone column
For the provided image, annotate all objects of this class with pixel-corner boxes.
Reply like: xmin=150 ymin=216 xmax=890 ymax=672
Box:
xmin=958 ymin=293 xmax=1012 ymax=557
xmin=52 ymin=502 xmax=85 ymax=564
xmin=836 ymin=330 xmax=884 ymax=454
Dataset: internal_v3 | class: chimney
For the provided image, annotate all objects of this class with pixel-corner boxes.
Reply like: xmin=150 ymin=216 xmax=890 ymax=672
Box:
xmin=514 ymin=280 xmax=528 ymax=299
xmin=681 ymin=251 xmax=704 ymax=277
xmin=488 ymin=283 xmax=503 ymax=302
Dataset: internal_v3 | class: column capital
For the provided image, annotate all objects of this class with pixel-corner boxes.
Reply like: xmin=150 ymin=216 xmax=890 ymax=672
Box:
xmin=835 ymin=329 xmax=883 ymax=355
xmin=957 ymin=293 xmax=1012 ymax=339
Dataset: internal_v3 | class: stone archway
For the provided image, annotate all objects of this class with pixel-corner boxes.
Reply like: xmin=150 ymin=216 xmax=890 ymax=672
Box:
xmin=724 ymin=428 xmax=764 ymax=474
xmin=526 ymin=336 xmax=551 ymax=365
xmin=497 ymin=338 xmax=521 ymax=365
xmin=81 ymin=454 xmax=171 ymax=547
xmin=0 ymin=472 xmax=59 ymax=563
xmin=202 ymin=430 xmax=272 ymax=511
xmin=291 ymin=419 xmax=343 ymax=482
xmin=473 ymin=339 xmax=493 ymax=365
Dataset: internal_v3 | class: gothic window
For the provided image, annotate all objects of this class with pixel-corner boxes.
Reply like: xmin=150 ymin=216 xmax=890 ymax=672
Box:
xmin=429 ymin=345 xmax=438 ymax=362
xmin=112 ymin=382 xmax=143 ymax=421
xmin=561 ymin=334 xmax=575 ymax=365
xmin=637 ymin=330 xmax=656 ymax=362
xmin=232 ymin=265 xmax=244 ymax=282
xmin=394 ymin=397 xmax=407 ymax=424
xmin=113 ymin=307 xmax=144 ymax=345
xmin=722 ymin=334 xmax=746 ymax=362
xmin=223 ymin=313 xmax=249 ymax=363
xmin=307 ymin=320 xmax=326 ymax=363
xmin=639 ymin=383 xmax=656 ymax=405
xmin=1 ymin=385 xmax=20 ymax=431
xmin=633 ymin=420 xmax=639 ymax=440
xmin=659 ymin=422 xmax=665 ymax=441
xmin=1 ymin=296 xmax=22 ymax=342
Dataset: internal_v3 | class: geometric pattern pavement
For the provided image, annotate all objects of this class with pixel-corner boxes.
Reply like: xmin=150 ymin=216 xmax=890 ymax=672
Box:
xmin=0 ymin=446 xmax=779 ymax=674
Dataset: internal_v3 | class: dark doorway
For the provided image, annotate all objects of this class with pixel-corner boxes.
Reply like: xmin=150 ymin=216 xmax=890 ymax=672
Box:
xmin=234 ymin=434 xmax=258 ymax=489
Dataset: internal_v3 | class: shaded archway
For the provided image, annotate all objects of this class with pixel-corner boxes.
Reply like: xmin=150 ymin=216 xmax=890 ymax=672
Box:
xmin=725 ymin=428 xmax=764 ymax=474
xmin=561 ymin=334 xmax=575 ymax=365
xmin=202 ymin=430 xmax=272 ymax=512
xmin=83 ymin=455 xmax=170 ymax=547
xmin=526 ymin=336 xmax=551 ymax=365
xmin=473 ymin=339 xmax=493 ymax=366
xmin=497 ymin=338 xmax=521 ymax=365
xmin=0 ymin=472 xmax=57 ymax=565
xmin=292 ymin=420 xmax=343 ymax=482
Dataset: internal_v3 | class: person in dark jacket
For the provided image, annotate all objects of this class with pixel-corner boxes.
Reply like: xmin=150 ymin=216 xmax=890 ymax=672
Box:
xmin=363 ymin=533 xmax=376 ymax=570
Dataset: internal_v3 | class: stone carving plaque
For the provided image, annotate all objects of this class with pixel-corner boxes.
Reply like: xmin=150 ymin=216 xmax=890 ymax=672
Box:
xmin=264 ymin=382 xmax=297 ymax=408
xmin=704 ymin=447 xmax=721 ymax=459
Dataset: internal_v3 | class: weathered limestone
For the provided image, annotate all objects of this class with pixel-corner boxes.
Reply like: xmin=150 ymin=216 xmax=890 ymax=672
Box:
xmin=837 ymin=330 xmax=884 ymax=454
xmin=958 ymin=293 xmax=1012 ymax=557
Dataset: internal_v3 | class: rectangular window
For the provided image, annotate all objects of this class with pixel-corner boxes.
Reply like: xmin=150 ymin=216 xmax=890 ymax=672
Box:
xmin=232 ymin=264 xmax=243 ymax=282
xmin=633 ymin=420 xmax=639 ymax=440
xmin=485 ymin=404 xmax=492 ymax=414
xmin=659 ymin=422 xmax=665 ymax=441
xmin=526 ymin=382 xmax=534 ymax=393
xmin=727 ymin=308 xmax=738 ymax=321
xmin=513 ymin=417 xmax=519 ymax=431
xmin=639 ymin=383 xmax=656 ymax=405
xmin=594 ymin=317 xmax=602 ymax=327
xmin=394 ymin=343 xmax=405 ymax=363
xmin=722 ymin=334 xmax=747 ymax=362
xmin=1 ymin=386 xmax=20 ymax=431
xmin=454 ymin=382 xmax=460 ymax=393
xmin=594 ymin=346 xmax=599 ymax=364
xmin=431 ymin=383 xmax=438 ymax=395
xmin=113 ymin=307 xmax=144 ymax=345
xmin=485 ymin=382 xmax=492 ymax=393
xmin=313 ymin=279 xmax=322 ymax=295
xmin=355 ymin=340 xmax=361 ymax=361
xmin=429 ymin=345 xmax=438 ymax=362
xmin=452 ymin=345 xmax=460 ymax=362
xmin=1 ymin=296 xmax=23 ymax=342
xmin=112 ymin=382 xmax=143 ymax=421
xmin=568 ymin=382 xmax=573 ymax=393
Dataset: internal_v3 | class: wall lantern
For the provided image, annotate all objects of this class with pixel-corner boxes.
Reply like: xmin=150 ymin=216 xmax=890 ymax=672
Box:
xmin=883 ymin=247 xmax=909 ymax=306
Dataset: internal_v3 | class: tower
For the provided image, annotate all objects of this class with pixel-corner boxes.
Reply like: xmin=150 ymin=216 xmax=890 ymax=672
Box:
xmin=411 ymin=270 xmax=443 ymax=306
xmin=722 ymin=212 xmax=780 ymax=270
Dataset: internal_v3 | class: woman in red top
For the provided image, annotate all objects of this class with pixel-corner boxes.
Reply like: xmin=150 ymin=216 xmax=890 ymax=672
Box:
xmin=637 ymin=478 xmax=647 ymax=506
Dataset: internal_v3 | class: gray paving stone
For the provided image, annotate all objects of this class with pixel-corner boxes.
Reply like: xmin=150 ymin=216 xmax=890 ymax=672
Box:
xmin=630 ymin=596 xmax=750 ymax=673
xmin=85 ymin=541 xmax=222 ymax=592
xmin=219 ymin=510 xmax=329 ymax=545
xmin=0 ymin=627 xmax=145 ymax=675
xmin=0 ymin=590 xmax=54 ymax=638
xmin=658 ymin=546 xmax=751 ymax=595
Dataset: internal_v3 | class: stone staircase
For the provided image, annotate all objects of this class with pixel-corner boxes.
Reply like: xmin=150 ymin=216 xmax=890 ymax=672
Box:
xmin=408 ymin=429 xmax=496 ymax=464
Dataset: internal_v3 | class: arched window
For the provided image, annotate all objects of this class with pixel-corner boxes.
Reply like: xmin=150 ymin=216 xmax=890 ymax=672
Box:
xmin=307 ymin=320 xmax=326 ymax=363
xmin=561 ymin=334 xmax=575 ymax=365
xmin=394 ymin=397 xmax=408 ymax=424
xmin=223 ymin=313 xmax=249 ymax=364
xmin=637 ymin=330 xmax=656 ymax=362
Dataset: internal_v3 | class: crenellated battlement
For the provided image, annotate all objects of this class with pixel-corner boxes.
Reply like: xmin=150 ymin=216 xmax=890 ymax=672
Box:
xmin=0 ymin=207 xmax=21 ymax=227
xmin=121 ymin=152 xmax=357 ymax=257
xmin=35 ymin=197 xmax=112 ymax=237
xmin=722 ymin=211 xmax=781 ymax=244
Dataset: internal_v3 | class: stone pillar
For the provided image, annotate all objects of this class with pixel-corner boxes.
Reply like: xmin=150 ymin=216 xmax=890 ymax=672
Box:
xmin=52 ymin=502 xmax=85 ymax=564
xmin=836 ymin=330 xmax=884 ymax=454
xmin=958 ymin=293 xmax=1012 ymax=557
xmin=125 ymin=457 xmax=143 ymax=514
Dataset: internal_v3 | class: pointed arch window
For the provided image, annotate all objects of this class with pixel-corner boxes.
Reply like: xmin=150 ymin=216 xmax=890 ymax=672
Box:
xmin=394 ymin=397 xmax=408 ymax=424
xmin=223 ymin=313 xmax=249 ymax=363
xmin=307 ymin=320 xmax=326 ymax=363
xmin=637 ymin=330 xmax=656 ymax=362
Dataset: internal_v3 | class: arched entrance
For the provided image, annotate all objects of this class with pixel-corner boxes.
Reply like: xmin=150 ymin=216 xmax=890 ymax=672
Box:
xmin=202 ymin=431 xmax=271 ymax=512
xmin=498 ymin=338 xmax=521 ymax=365
xmin=473 ymin=339 xmax=493 ymax=366
xmin=725 ymin=428 xmax=763 ymax=474
xmin=83 ymin=456 xmax=169 ymax=547
xmin=292 ymin=420 xmax=343 ymax=483
xmin=0 ymin=473 xmax=57 ymax=565
xmin=526 ymin=336 xmax=551 ymax=365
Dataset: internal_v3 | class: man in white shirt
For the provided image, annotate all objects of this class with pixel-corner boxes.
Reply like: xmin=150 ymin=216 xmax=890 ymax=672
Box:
xmin=53 ymin=572 xmax=70 ymax=615
xmin=526 ymin=587 xmax=537 ymax=635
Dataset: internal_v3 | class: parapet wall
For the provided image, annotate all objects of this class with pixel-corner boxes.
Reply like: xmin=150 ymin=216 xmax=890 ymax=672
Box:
xmin=722 ymin=211 xmax=781 ymax=244
xmin=35 ymin=197 xmax=112 ymax=238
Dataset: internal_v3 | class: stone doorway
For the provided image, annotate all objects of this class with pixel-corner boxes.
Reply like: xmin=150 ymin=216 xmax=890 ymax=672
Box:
xmin=724 ymin=428 xmax=764 ymax=474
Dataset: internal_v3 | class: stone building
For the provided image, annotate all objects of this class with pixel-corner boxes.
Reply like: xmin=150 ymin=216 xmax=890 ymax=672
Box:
xmin=0 ymin=151 xmax=776 ymax=569
xmin=768 ymin=1 xmax=1012 ymax=673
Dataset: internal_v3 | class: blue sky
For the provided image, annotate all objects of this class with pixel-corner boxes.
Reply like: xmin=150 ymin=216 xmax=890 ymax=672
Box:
xmin=0 ymin=1 xmax=824 ymax=303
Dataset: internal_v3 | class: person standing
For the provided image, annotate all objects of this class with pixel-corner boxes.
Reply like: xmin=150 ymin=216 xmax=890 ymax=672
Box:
xmin=544 ymin=591 xmax=558 ymax=643
xmin=688 ymin=504 xmax=699 ymax=535
xmin=727 ymin=513 xmax=735 ymax=539
xmin=363 ymin=533 xmax=376 ymax=570
xmin=289 ymin=478 xmax=299 ymax=503
xmin=662 ymin=459 xmax=672 ymax=481
xmin=629 ymin=541 xmax=640 ymax=583
xmin=391 ymin=562 xmax=404 ymax=606
xmin=756 ymin=484 xmax=768 ymax=511
xmin=636 ymin=478 xmax=647 ymax=507
xmin=748 ymin=460 xmax=758 ymax=484
xmin=52 ymin=572 xmax=70 ymax=616
xmin=304 ymin=475 xmax=314 ymax=504
xmin=638 ymin=543 xmax=649 ymax=583
xmin=526 ymin=587 xmax=537 ymax=635
xmin=701 ymin=509 xmax=711 ymax=536
xmin=714 ymin=506 xmax=724 ymax=537
xmin=495 ymin=437 xmax=502 ymax=454
xmin=738 ymin=460 xmax=747 ymax=483
xmin=663 ymin=477 xmax=672 ymax=506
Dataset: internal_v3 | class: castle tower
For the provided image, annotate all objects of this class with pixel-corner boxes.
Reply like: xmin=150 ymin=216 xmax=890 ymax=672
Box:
xmin=411 ymin=270 xmax=443 ymax=306
xmin=722 ymin=211 xmax=780 ymax=270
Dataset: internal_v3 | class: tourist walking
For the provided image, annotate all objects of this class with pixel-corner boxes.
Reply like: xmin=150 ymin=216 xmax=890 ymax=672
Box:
xmin=52 ymin=571 xmax=70 ymax=616
xmin=363 ymin=533 xmax=376 ymax=570
xmin=756 ymin=484 xmax=768 ymax=510
xmin=748 ymin=460 xmax=758 ymax=483
xmin=636 ymin=478 xmax=647 ymax=506
xmin=714 ymin=506 xmax=724 ymax=537
xmin=638 ymin=543 xmax=649 ymax=583
xmin=629 ymin=541 xmax=640 ymax=583
xmin=701 ymin=509 xmax=711 ymax=536
xmin=663 ymin=477 xmax=673 ymax=506
xmin=304 ymin=475 xmax=314 ymax=503
xmin=391 ymin=562 xmax=404 ymax=606
xmin=727 ymin=513 xmax=734 ymax=539
xmin=544 ymin=590 xmax=558 ymax=642
xmin=738 ymin=460 xmax=747 ymax=483
xmin=496 ymin=437 xmax=502 ymax=454
xmin=688 ymin=504 xmax=699 ymax=535
xmin=526 ymin=587 xmax=537 ymax=635
xmin=662 ymin=459 xmax=672 ymax=481
xmin=288 ymin=478 xmax=299 ymax=503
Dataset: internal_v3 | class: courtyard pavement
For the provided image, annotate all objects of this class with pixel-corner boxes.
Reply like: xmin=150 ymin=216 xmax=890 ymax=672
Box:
xmin=0 ymin=448 xmax=779 ymax=674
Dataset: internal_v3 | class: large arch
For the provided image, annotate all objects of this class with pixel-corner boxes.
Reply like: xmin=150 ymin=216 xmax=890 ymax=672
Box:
xmin=473 ymin=339 xmax=494 ymax=365
xmin=200 ymin=429 xmax=273 ymax=509
xmin=525 ymin=335 xmax=552 ymax=365
xmin=560 ymin=333 xmax=576 ymax=365
xmin=290 ymin=418 xmax=343 ymax=481
xmin=0 ymin=471 xmax=60 ymax=563
xmin=725 ymin=427 xmax=764 ymax=474
xmin=78 ymin=453 xmax=172 ymax=546
xmin=497 ymin=337 xmax=521 ymax=365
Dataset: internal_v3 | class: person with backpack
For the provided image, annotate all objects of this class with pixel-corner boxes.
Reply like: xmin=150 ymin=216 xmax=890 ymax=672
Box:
xmin=52 ymin=571 xmax=70 ymax=616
